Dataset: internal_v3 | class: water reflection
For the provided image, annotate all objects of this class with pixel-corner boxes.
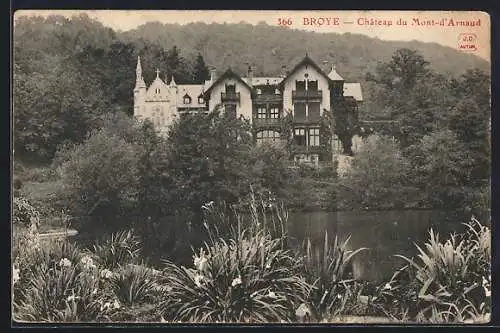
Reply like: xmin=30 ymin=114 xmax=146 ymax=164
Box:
xmin=287 ymin=210 xmax=467 ymax=282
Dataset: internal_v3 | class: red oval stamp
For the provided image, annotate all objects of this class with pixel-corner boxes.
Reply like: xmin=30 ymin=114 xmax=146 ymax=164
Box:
xmin=458 ymin=33 xmax=477 ymax=52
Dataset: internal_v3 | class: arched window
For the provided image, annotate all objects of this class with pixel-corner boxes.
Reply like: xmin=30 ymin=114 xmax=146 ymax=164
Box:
xmin=183 ymin=94 xmax=191 ymax=104
xmin=198 ymin=94 xmax=204 ymax=104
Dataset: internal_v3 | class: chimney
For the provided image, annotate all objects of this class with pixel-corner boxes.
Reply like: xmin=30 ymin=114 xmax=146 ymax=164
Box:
xmin=247 ymin=65 xmax=253 ymax=87
xmin=281 ymin=65 xmax=287 ymax=78
xmin=210 ymin=67 xmax=217 ymax=82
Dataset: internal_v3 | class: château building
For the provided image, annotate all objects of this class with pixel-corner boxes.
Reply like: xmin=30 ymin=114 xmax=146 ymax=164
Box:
xmin=133 ymin=55 xmax=363 ymax=165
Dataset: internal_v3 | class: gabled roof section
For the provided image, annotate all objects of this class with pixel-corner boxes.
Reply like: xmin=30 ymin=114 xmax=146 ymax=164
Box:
xmin=204 ymin=68 xmax=252 ymax=95
xmin=278 ymin=55 xmax=331 ymax=88
xmin=343 ymin=83 xmax=363 ymax=102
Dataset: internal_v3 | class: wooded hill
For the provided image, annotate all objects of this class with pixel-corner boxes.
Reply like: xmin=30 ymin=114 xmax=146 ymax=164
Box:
xmin=119 ymin=21 xmax=489 ymax=80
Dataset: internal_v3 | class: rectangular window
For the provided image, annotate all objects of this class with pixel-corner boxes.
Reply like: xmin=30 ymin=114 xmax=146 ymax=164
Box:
xmin=296 ymin=80 xmax=306 ymax=91
xmin=294 ymin=128 xmax=306 ymax=146
xmin=256 ymin=130 xmax=280 ymax=145
xmin=226 ymin=84 xmax=236 ymax=93
xmin=308 ymin=102 xmax=321 ymax=121
xmin=294 ymin=103 xmax=306 ymax=121
xmin=257 ymin=106 xmax=267 ymax=119
xmin=308 ymin=80 xmax=318 ymax=91
xmin=269 ymin=107 xmax=280 ymax=119
xmin=309 ymin=128 xmax=320 ymax=146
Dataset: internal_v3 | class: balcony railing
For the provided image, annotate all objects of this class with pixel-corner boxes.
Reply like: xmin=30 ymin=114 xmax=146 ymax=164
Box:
xmin=253 ymin=118 xmax=281 ymax=127
xmin=292 ymin=90 xmax=323 ymax=100
xmin=221 ymin=92 xmax=240 ymax=103
xmin=252 ymin=93 xmax=283 ymax=103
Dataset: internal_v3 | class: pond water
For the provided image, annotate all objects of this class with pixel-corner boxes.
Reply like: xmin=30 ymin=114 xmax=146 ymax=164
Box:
xmin=287 ymin=210 xmax=470 ymax=282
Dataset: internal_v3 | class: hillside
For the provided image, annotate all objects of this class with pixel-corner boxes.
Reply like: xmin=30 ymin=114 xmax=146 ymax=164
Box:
xmin=119 ymin=22 xmax=490 ymax=81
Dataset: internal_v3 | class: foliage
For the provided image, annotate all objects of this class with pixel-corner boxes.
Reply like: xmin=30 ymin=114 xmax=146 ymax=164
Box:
xmin=340 ymin=135 xmax=417 ymax=209
xmin=248 ymin=142 xmax=293 ymax=199
xmin=192 ymin=52 xmax=210 ymax=83
xmin=157 ymin=197 xmax=310 ymax=323
xmin=158 ymin=230 xmax=310 ymax=323
xmin=13 ymin=238 xmax=120 ymax=323
xmin=12 ymin=197 xmax=41 ymax=263
xmin=57 ymin=127 xmax=141 ymax=231
xmin=405 ymin=130 xmax=475 ymax=208
xmin=166 ymin=109 xmax=254 ymax=223
xmin=372 ymin=217 xmax=491 ymax=323
xmin=299 ymin=232 xmax=368 ymax=321
xmin=111 ymin=264 xmax=158 ymax=306
xmin=333 ymin=99 xmax=359 ymax=155
xmin=13 ymin=197 xmax=40 ymax=228
xmin=89 ymin=230 xmax=142 ymax=270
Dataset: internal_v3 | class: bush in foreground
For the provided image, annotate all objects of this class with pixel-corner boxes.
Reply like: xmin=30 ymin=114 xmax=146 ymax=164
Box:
xmin=371 ymin=216 xmax=491 ymax=323
xmin=299 ymin=232 xmax=368 ymax=321
xmin=158 ymin=226 xmax=311 ymax=323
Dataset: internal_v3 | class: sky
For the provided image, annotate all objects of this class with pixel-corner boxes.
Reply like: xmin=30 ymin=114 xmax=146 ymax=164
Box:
xmin=14 ymin=10 xmax=490 ymax=61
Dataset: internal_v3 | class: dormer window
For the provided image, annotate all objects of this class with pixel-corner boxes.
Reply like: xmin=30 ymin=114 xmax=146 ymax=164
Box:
xmin=183 ymin=94 xmax=191 ymax=104
xmin=198 ymin=94 xmax=204 ymax=104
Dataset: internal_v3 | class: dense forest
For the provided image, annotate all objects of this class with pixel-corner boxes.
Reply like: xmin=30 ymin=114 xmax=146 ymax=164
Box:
xmin=13 ymin=13 xmax=489 ymax=161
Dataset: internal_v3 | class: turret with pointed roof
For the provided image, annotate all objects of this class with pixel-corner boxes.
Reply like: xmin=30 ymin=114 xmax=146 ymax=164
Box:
xmin=328 ymin=64 xmax=344 ymax=81
xmin=135 ymin=56 xmax=146 ymax=89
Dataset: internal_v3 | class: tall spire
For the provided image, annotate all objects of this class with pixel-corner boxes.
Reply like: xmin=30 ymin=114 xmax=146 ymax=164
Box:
xmin=135 ymin=56 xmax=146 ymax=89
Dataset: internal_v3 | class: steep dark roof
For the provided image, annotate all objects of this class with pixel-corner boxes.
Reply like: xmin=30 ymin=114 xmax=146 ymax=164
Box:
xmin=278 ymin=55 xmax=332 ymax=88
xmin=204 ymin=68 xmax=252 ymax=96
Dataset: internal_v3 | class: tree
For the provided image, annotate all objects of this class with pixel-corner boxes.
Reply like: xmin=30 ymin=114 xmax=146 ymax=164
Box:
xmin=192 ymin=53 xmax=210 ymax=83
xmin=248 ymin=142 xmax=293 ymax=198
xmin=366 ymin=49 xmax=455 ymax=148
xmin=340 ymin=135 xmax=416 ymax=208
xmin=449 ymin=70 xmax=490 ymax=181
xmin=333 ymin=99 xmax=359 ymax=155
xmin=58 ymin=127 xmax=141 ymax=233
xmin=166 ymin=109 xmax=254 ymax=225
xmin=406 ymin=130 xmax=474 ymax=208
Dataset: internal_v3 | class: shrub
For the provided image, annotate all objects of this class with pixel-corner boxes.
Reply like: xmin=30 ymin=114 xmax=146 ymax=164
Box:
xmin=299 ymin=232 xmax=368 ymax=321
xmin=57 ymin=128 xmax=140 ymax=232
xmin=89 ymin=230 xmax=141 ymax=270
xmin=157 ymin=219 xmax=311 ymax=323
xmin=340 ymin=135 xmax=417 ymax=209
xmin=13 ymin=197 xmax=41 ymax=265
xmin=13 ymin=241 xmax=118 ymax=322
xmin=374 ymin=217 xmax=491 ymax=323
xmin=111 ymin=264 xmax=158 ymax=307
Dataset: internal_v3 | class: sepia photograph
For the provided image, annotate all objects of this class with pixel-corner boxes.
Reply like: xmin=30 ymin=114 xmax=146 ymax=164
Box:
xmin=12 ymin=10 xmax=491 ymax=324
